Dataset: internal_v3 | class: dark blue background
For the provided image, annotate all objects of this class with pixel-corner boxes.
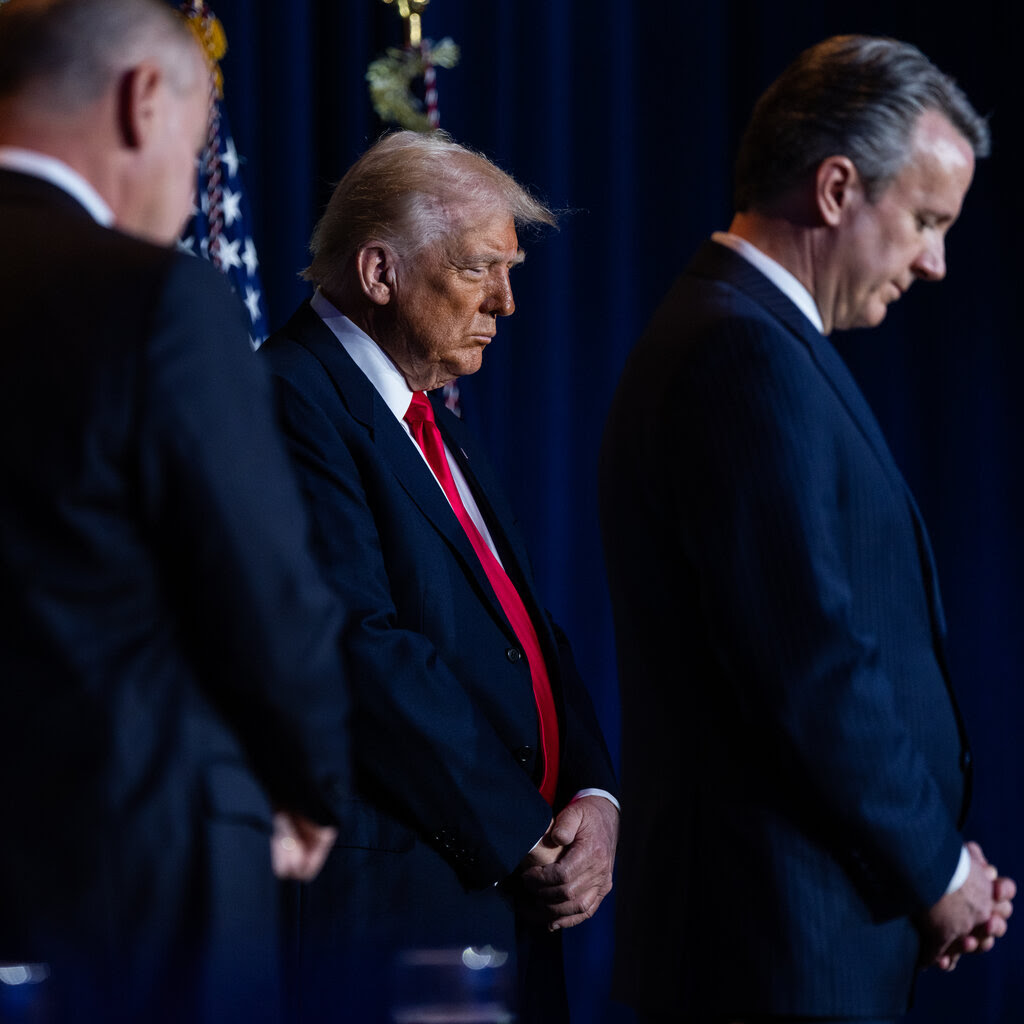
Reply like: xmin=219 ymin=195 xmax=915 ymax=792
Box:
xmin=198 ymin=2 xmax=1024 ymax=1020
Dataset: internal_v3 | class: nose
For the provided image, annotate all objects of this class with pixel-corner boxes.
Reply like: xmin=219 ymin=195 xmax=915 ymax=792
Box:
xmin=913 ymin=234 xmax=946 ymax=282
xmin=487 ymin=267 xmax=515 ymax=318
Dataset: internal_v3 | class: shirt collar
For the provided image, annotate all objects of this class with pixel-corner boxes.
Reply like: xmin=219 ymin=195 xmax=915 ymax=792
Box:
xmin=310 ymin=288 xmax=416 ymax=421
xmin=0 ymin=147 xmax=114 ymax=226
xmin=711 ymin=231 xmax=824 ymax=334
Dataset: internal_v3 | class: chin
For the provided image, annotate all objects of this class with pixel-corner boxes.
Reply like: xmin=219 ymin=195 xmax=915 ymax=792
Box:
xmin=453 ymin=355 xmax=485 ymax=378
xmin=846 ymin=306 xmax=888 ymax=331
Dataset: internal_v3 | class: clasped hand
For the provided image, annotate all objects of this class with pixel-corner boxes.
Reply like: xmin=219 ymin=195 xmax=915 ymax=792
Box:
xmin=270 ymin=810 xmax=337 ymax=881
xmin=921 ymin=840 xmax=1015 ymax=973
xmin=516 ymin=794 xmax=619 ymax=932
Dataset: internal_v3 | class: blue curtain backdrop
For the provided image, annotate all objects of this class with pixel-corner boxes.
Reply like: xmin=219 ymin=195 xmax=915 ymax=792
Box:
xmin=200 ymin=2 xmax=1024 ymax=1020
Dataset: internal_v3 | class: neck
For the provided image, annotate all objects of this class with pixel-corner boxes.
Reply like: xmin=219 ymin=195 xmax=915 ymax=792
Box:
xmin=0 ymin=102 xmax=121 ymax=219
xmin=727 ymin=208 xmax=834 ymax=334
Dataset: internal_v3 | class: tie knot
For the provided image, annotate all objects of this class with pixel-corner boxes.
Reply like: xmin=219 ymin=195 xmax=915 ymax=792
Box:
xmin=404 ymin=391 xmax=435 ymax=425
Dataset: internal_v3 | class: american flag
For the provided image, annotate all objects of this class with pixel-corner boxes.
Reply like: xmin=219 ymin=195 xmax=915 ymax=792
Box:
xmin=179 ymin=106 xmax=269 ymax=350
xmin=177 ymin=2 xmax=269 ymax=349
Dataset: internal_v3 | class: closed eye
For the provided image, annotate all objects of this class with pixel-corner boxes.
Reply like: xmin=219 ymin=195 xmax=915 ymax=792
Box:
xmin=916 ymin=210 xmax=956 ymax=233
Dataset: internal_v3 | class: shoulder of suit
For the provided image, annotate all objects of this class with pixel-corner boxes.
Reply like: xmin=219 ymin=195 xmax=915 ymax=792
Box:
xmin=263 ymin=309 xmax=346 ymax=381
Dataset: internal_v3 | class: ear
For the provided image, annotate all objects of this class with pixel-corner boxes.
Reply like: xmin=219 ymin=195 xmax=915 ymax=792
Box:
xmin=116 ymin=61 xmax=162 ymax=150
xmin=815 ymin=155 xmax=861 ymax=227
xmin=355 ymin=243 xmax=399 ymax=306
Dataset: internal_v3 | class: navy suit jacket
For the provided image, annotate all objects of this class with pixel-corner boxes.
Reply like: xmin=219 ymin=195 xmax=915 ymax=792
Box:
xmin=0 ymin=171 xmax=351 ymax=1024
xmin=262 ymin=302 xmax=617 ymax=1022
xmin=600 ymin=240 xmax=970 ymax=1018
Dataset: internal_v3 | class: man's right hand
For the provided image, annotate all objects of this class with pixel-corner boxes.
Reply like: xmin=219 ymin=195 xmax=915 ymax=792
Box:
xmin=517 ymin=818 xmax=562 ymax=870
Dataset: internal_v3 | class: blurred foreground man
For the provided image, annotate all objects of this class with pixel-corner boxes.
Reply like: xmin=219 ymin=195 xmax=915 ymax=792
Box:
xmin=600 ymin=35 xmax=1014 ymax=1024
xmin=262 ymin=130 xmax=619 ymax=1023
xmin=0 ymin=2 xmax=351 ymax=1021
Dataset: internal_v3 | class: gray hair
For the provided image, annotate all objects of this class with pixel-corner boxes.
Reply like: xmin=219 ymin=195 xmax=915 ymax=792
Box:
xmin=303 ymin=130 xmax=556 ymax=287
xmin=0 ymin=0 xmax=200 ymax=107
xmin=734 ymin=34 xmax=990 ymax=210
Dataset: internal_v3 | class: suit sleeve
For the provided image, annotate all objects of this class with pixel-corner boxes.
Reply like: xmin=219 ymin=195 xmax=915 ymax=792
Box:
xmin=135 ymin=255 xmax=350 ymax=825
xmin=666 ymin=315 xmax=962 ymax=914
xmin=268 ymin=368 xmax=553 ymax=888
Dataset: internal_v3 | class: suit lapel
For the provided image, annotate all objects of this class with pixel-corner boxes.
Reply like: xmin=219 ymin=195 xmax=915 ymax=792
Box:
xmin=434 ymin=401 xmax=535 ymax=590
xmin=283 ymin=304 xmax=515 ymax=634
xmin=436 ymin=400 xmax=563 ymax=685
xmin=692 ymin=242 xmax=905 ymax=490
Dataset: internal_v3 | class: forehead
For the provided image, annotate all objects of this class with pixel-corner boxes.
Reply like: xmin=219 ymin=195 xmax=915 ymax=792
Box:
xmin=887 ymin=109 xmax=975 ymax=205
xmin=444 ymin=211 xmax=520 ymax=258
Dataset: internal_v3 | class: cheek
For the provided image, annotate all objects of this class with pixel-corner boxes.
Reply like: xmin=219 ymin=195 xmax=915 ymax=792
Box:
xmin=431 ymin=303 xmax=473 ymax=344
xmin=184 ymin=161 xmax=200 ymax=210
xmin=853 ymin=256 xmax=887 ymax=299
xmin=171 ymin=159 xmax=197 ymax=218
xmin=161 ymin=154 xmax=199 ymax=237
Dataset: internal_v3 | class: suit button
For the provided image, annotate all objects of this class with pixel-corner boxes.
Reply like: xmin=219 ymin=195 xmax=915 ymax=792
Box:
xmin=506 ymin=647 xmax=522 ymax=663
xmin=961 ymin=750 xmax=973 ymax=769
xmin=514 ymin=745 xmax=533 ymax=766
xmin=433 ymin=827 xmax=458 ymax=850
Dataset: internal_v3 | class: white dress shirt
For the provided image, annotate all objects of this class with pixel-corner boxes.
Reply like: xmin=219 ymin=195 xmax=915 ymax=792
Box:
xmin=310 ymin=289 xmax=504 ymax=562
xmin=711 ymin=230 xmax=824 ymax=333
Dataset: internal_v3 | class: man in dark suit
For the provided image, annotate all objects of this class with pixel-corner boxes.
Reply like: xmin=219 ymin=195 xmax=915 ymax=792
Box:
xmin=600 ymin=35 xmax=1014 ymax=1024
xmin=0 ymin=2 xmax=351 ymax=1021
xmin=261 ymin=130 xmax=619 ymax=1023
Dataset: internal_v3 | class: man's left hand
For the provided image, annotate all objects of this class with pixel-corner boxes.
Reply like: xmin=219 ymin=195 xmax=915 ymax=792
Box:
xmin=519 ymin=795 xmax=619 ymax=931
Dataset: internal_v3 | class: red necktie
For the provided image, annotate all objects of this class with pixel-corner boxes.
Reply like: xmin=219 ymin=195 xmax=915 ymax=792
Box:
xmin=404 ymin=391 xmax=560 ymax=805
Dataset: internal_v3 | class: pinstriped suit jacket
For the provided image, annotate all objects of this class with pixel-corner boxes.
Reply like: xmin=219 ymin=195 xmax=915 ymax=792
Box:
xmin=601 ymin=240 xmax=970 ymax=1018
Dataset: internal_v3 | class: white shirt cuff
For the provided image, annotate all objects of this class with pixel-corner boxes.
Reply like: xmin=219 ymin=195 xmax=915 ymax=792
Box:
xmin=945 ymin=844 xmax=972 ymax=895
xmin=527 ymin=789 xmax=621 ymax=853
xmin=571 ymin=788 xmax=621 ymax=812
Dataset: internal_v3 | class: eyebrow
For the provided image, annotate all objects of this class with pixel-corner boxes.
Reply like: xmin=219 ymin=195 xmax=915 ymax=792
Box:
xmin=461 ymin=250 xmax=526 ymax=267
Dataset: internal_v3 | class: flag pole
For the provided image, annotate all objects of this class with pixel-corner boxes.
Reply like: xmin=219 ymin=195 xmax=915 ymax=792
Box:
xmin=369 ymin=0 xmax=458 ymax=134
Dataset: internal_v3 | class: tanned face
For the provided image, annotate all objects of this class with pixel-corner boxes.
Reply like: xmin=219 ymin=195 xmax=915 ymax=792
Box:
xmin=377 ymin=211 xmax=524 ymax=392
